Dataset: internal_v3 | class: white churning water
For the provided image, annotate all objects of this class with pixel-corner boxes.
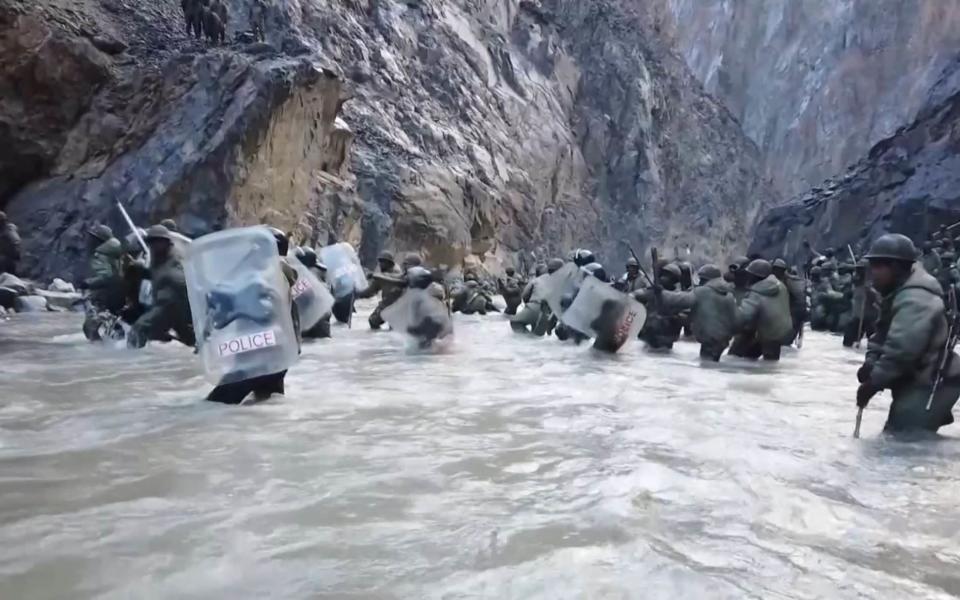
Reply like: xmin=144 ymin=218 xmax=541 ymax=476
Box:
xmin=1 ymin=303 xmax=959 ymax=599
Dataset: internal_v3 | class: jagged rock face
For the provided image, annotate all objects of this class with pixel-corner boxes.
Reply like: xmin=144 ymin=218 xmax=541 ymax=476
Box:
xmin=288 ymin=0 xmax=773 ymax=267
xmin=663 ymin=0 xmax=960 ymax=198
xmin=749 ymin=58 xmax=960 ymax=265
xmin=2 ymin=0 xmax=771 ymax=280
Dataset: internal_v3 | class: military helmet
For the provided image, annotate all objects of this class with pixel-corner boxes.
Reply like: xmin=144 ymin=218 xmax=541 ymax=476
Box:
xmin=923 ymin=241 xmax=933 ymax=251
xmin=547 ymin=258 xmax=564 ymax=273
xmin=295 ymin=246 xmax=317 ymax=269
xmin=772 ymin=258 xmax=788 ymax=270
xmin=505 ymin=266 xmax=516 ymax=276
xmin=941 ymin=252 xmax=957 ymax=263
xmin=378 ymin=250 xmax=395 ymax=264
xmin=88 ymin=223 xmax=114 ymax=242
xmin=697 ymin=264 xmax=722 ymax=281
xmin=582 ymin=262 xmax=607 ymax=281
xmin=864 ymin=234 xmax=917 ymax=263
xmin=406 ymin=266 xmax=433 ymax=290
xmin=402 ymin=253 xmax=422 ymax=269
xmin=661 ymin=263 xmax=682 ymax=280
xmin=0 ymin=210 xmax=6 ymax=222
xmin=625 ymin=257 xmax=639 ymax=268
xmin=266 ymin=226 xmax=289 ymax=256
xmin=159 ymin=218 xmax=178 ymax=232
xmin=729 ymin=255 xmax=750 ymax=271
xmin=144 ymin=224 xmax=172 ymax=242
xmin=535 ymin=263 xmax=547 ymax=276
xmin=824 ymin=247 xmax=835 ymax=257
xmin=573 ymin=248 xmax=595 ymax=267
xmin=810 ymin=266 xmax=822 ymax=276
xmin=745 ymin=259 xmax=772 ymax=279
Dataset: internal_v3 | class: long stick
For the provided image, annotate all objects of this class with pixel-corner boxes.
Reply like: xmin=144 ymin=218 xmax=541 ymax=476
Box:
xmin=116 ymin=202 xmax=150 ymax=263
xmin=847 ymin=244 xmax=857 ymax=264
xmin=927 ymin=287 xmax=958 ymax=410
xmin=624 ymin=241 xmax=656 ymax=287
xmin=853 ymin=407 xmax=863 ymax=438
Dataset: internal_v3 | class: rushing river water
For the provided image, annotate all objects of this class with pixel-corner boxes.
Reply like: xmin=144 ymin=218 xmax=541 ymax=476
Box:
xmin=1 ymin=303 xmax=959 ymax=599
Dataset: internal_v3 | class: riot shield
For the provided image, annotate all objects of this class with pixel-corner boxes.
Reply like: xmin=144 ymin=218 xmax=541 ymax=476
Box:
xmin=285 ymin=252 xmax=335 ymax=330
xmin=185 ymin=227 xmax=299 ymax=385
xmin=540 ymin=263 xmax=585 ymax=317
xmin=382 ymin=289 xmax=453 ymax=347
xmin=560 ymin=277 xmax=647 ymax=352
xmin=319 ymin=242 xmax=369 ymax=299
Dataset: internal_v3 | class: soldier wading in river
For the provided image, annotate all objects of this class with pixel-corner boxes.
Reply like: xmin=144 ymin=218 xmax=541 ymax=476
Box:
xmin=856 ymin=234 xmax=960 ymax=434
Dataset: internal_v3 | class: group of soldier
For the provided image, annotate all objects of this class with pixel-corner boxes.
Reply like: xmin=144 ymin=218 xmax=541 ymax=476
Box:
xmin=181 ymin=0 xmax=229 ymax=44
xmin=179 ymin=0 xmax=269 ymax=45
xmin=3 ymin=208 xmax=957 ymax=436
xmin=495 ymin=235 xmax=960 ymax=437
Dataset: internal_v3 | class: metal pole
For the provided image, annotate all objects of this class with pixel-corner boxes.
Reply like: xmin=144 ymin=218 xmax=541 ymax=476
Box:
xmin=116 ymin=202 xmax=150 ymax=264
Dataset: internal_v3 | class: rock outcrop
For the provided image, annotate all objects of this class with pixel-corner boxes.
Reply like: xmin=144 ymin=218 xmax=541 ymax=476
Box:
xmin=749 ymin=57 xmax=960 ymax=264
xmin=662 ymin=0 xmax=960 ymax=198
xmin=2 ymin=0 xmax=772 ymax=281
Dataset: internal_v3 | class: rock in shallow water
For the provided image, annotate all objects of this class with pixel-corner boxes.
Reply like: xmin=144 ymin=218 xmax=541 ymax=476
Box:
xmin=14 ymin=295 xmax=49 ymax=313
xmin=35 ymin=289 xmax=83 ymax=312
xmin=0 ymin=287 xmax=17 ymax=309
xmin=0 ymin=273 xmax=30 ymax=296
xmin=48 ymin=278 xmax=76 ymax=293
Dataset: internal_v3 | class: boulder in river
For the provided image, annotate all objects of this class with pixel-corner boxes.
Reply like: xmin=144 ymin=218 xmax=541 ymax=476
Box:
xmin=0 ymin=286 xmax=17 ymax=309
xmin=35 ymin=289 xmax=83 ymax=312
xmin=14 ymin=295 xmax=49 ymax=313
xmin=0 ymin=273 xmax=30 ymax=296
xmin=48 ymin=278 xmax=76 ymax=293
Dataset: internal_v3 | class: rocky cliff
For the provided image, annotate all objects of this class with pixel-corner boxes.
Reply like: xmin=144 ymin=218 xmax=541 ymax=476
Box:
xmin=749 ymin=57 xmax=960 ymax=264
xmin=2 ymin=0 xmax=772 ymax=280
xmin=663 ymin=0 xmax=960 ymax=198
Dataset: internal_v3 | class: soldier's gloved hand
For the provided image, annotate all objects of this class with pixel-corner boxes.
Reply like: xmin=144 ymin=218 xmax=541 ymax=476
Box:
xmin=856 ymin=383 xmax=880 ymax=408
xmin=856 ymin=363 xmax=873 ymax=384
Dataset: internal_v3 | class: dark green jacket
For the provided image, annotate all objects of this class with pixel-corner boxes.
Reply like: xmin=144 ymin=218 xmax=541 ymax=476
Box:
xmin=358 ymin=264 xmax=404 ymax=306
xmin=130 ymin=257 xmax=195 ymax=347
xmin=866 ymin=266 xmax=948 ymax=390
xmin=661 ymin=278 xmax=737 ymax=346
xmin=737 ymin=275 xmax=793 ymax=344
xmin=782 ymin=274 xmax=808 ymax=321
xmin=921 ymin=251 xmax=941 ymax=276
xmin=84 ymin=238 xmax=125 ymax=312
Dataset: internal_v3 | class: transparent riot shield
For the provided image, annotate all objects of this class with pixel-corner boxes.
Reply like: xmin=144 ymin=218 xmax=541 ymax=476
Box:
xmin=540 ymin=263 xmax=585 ymax=317
xmin=185 ymin=227 xmax=300 ymax=385
xmin=319 ymin=242 xmax=369 ymax=299
xmin=381 ymin=289 xmax=453 ymax=347
xmin=561 ymin=277 xmax=647 ymax=352
xmin=285 ymin=252 xmax=335 ymax=330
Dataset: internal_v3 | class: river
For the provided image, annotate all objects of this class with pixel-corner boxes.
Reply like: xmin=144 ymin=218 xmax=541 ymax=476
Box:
xmin=1 ymin=304 xmax=959 ymax=599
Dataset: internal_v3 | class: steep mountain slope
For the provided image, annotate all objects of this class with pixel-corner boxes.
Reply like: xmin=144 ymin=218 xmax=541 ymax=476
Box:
xmin=2 ymin=0 xmax=772 ymax=279
xmin=749 ymin=58 xmax=960 ymax=263
xmin=663 ymin=0 xmax=960 ymax=198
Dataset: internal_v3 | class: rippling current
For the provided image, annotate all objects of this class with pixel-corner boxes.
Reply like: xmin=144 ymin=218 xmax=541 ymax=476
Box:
xmin=1 ymin=301 xmax=959 ymax=599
